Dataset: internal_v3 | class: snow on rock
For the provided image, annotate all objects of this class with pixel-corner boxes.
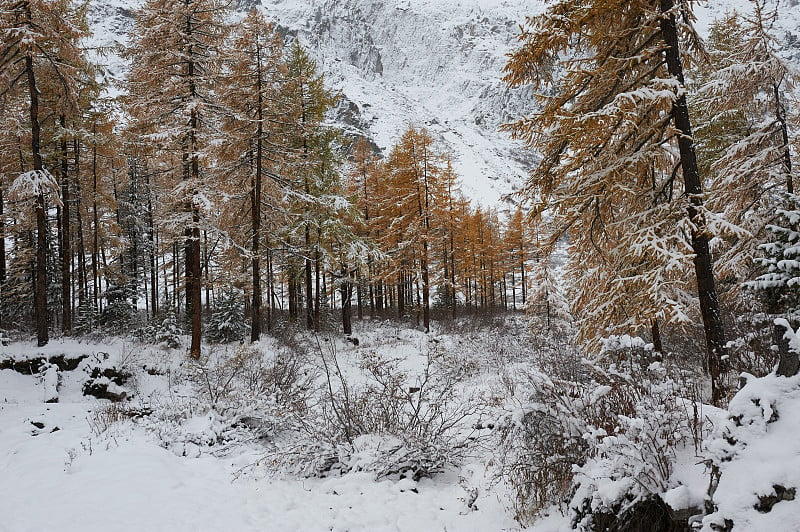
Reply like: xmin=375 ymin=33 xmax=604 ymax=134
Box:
xmin=702 ymin=371 xmax=800 ymax=530
xmin=39 ymin=363 xmax=60 ymax=403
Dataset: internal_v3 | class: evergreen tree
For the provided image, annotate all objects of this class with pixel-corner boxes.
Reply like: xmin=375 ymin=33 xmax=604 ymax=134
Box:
xmin=206 ymin=289 xmax=246 ymax=343
xmin=694 ymin=2 xmax=798 ymax=280
xmin=279 ymin=43 xmax=337 ymax=332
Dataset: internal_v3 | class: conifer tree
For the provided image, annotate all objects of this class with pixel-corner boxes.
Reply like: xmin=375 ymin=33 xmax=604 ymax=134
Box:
xmin=694 ymin=3 xmax=797 ymax=280
xmin=380 ymin=126 xmax=443 ymax=331
xmin=124 ymin=0 xmax=227 ymax=357
xmin=503 ymin=207 xmax=529 ymax=310
xmin=503 ymin=0 xmax=728 ymax=402
xmin=218 ymin=9 xmax=284 ymax=341
xmin=0 ymin=0 xmax=91 ymax=345
xmin=279 ymin=42 xmax=336 ymax=331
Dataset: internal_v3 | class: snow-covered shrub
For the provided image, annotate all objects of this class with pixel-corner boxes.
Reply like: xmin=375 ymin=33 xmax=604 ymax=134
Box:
xmin=156 ymin=309 xmax=181 ymax=349
xmin=99 ymin=283 xmax=138 ymax=332
xmin=496 ymin=358 xmax=706 ymax=528
xmin=206 ymin=290 xmax=247 ymax=344
xmin=139 ymin=396 xmax=260 ymax=458
xmin=282 ymin=341 xmax=485 ymax=480
xmin=38 ymin=362 xmax=60 ymax=403
xmin=73 ymin=299 xmax=100 ymax=336
xmin=130 ymin=345 xmax=314 ymax=458
xmin=189 ymin=344 xmax=313 ymax=411
xmin=748 ymin=192 xmax=800 ymax=316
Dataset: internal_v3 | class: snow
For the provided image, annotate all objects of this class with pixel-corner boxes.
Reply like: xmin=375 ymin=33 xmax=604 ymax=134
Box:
xmin=702 ymin=371 xmax=800 ymax=530
xmin=85 ymin=0 xmax=544 ymax=209
xmin=0 ymin=330 xmax=519 ymax=532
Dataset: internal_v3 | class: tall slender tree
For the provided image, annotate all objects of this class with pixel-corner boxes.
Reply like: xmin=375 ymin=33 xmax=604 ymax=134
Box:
xmin=124 ymin=0 xmax=227 ymax=357
xmin=218 ymin=9 xmax=285 ymax=341
xmin=0 ymin=0 xmax=90 ymax=345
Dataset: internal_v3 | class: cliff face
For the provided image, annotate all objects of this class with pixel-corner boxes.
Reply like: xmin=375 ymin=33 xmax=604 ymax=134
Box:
xmin=87 ymin=0 xmax=539 ymax=205
xmin=243 ymin=0 xmax=544 ymax=205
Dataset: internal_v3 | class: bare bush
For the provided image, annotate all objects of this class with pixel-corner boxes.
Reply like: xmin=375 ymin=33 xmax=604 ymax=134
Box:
xmin=277 ymin=337 xmax=487 ymax=480
xmin=495 ymin=351 xmax=709 ymax=527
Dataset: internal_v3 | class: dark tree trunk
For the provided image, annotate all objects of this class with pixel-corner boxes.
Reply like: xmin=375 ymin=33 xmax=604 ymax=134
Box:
xmin=774 ymin=321 xmax=800 ymax=377
xmin=145 ymin=169 xmax=158 ymax=318
xmin=26 ymin=50 xmax=49 ymax=346
xmin=314 ymin=245 xmax=320 ymax=332
xmin=60 ymin=116 xmax=72 ymax=333
xmin=652 ymin=319 xmax=664 ymax=354
xmin=305 ymin=235 xmax=313 ymax=330
xmin=660 ymin=0 xmax=727 ymax=405
xmin=356 ymin=269 xmax=363 ymax=320
xmin=0 ymin=179 xmax=6 ymax=327
xmin=92 ymin=133 xmax=101 ymax=315
xmin=341 ymin=267 xmax=352 ymax=336
xmin=774 ymin=83 xmax=793 ymax=194
xmin=421 ymin=240 xmax=430 ymax=332
xmin=288 ymin=266 xmax=297 ymax=322
xmin=187 ymin=103 xmax=202 ymax=358
xmin=397 ymin=270 xmax=405 ymax=319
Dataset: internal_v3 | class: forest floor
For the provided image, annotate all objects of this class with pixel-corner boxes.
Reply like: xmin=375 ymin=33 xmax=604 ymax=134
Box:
xmin=0 ymin=318 xmax=526 ymax=532
xmin=4 ymin=316 xmax=797 ymax=531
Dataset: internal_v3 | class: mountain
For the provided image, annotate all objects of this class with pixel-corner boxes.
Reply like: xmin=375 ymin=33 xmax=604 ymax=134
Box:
xmin=87 ymin=0 xmax=541 ymax=207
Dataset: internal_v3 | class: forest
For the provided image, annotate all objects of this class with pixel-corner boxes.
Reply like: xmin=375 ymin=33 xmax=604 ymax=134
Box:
xmin=0 ymin=0 xmax=537 ymax=352
xmin=1 ymin=0 xmax=800 ymax=530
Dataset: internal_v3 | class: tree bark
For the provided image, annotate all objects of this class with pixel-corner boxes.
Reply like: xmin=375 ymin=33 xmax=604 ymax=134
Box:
xmin=774 ymin=320 xmax=800 ymax=377
xmin=774 ymin=83 xmax=793 ymax=194
xmin=60 ymin=116 xmax=72 ymax=333
xmin=341 ymin=266 xmax=352 ymax=335
xmin=26 ymin=48 xmax=49 ymax=346
xmin=660 ymin=0 xmax=727 ymax=405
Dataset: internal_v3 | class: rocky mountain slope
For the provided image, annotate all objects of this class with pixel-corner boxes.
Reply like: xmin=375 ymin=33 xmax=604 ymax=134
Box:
xmin=88 ymin=0 xmax=540 ymax=207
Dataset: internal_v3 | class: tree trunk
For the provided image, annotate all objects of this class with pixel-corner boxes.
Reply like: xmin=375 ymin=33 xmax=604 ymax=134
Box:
xmin=59 ymin=116 xmax=72 ymax=333
xmin=652 ymin=319 xmax=664 ymax=354
xmin=92 ymin=132 xmax=101 ymax=316
xmin=773 ymin=83 xmax=793 ymax=194
xmin=774 ymin=321 xmax=800 ymax=377
xmin=660 ymin=0 xmax=727 ymax=404
xmin=26 ymin=50 xmax=49 ymax=346
xmin=421 ymin=240 xmax=430 ymax=332
xmin=341 ymin=266 xmax=352 ymax=335
xmin=305 ymin=235 xmax=313 ymax=330
xmin=0 ymin=180 xmax=6 ymax=328
xmin=187 ymin=103 xmax=202 ymax=358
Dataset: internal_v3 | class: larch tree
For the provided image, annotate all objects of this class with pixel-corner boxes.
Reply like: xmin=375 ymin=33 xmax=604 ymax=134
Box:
xmin=0 ymin=0 xmax=90 ymax=346
xmin=381 ymin=126 xmax=443 ymax=332
xmin=504 ymin=0 xmax=729 ymax=402
xmin=694 ymin=2 xmax=797 ymax=282
xmin=124 ymin=0 xmax=227 ymax=358
xmin=279 ymin=42 xmax=336 ymax=331
xmin=503 ymin=207 xmax=530 ymax=310
xmin=218 ymin=9 xmax=285 ymax=341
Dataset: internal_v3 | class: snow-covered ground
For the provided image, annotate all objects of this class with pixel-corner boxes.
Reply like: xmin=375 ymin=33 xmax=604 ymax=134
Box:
xmin=4 ymin=319 xmax=800 ymax=531
xmin=0 ymin=328 xmax=521 ymax=532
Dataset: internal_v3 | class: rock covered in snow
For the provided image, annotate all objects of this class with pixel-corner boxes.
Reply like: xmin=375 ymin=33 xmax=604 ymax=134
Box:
xmin=703 ymin=371 xmax=800 ymax=530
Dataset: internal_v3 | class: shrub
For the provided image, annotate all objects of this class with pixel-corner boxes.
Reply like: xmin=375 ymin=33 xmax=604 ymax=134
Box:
xmin=273 ymin=337 xmax=487 ymax=481
xmin=495 ymin=351 xmax=707 ymax=528
xmin=206 ymin=290 xmax=247 ymax=344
